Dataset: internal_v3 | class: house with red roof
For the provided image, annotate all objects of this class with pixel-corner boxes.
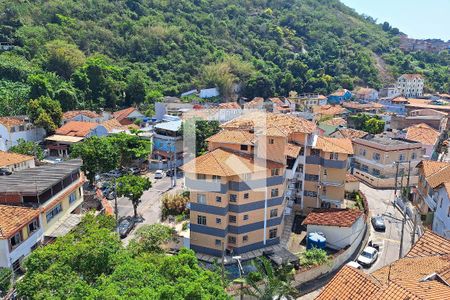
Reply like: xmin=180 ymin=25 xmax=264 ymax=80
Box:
xmin=113 ymin=107 xmax=145 ymax=126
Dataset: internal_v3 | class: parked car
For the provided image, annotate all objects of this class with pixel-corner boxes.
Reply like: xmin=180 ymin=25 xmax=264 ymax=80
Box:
xmin=166 ymin=169 xmax=174 ymax=177
xmin=154 ymin=170 xmax=165 ymax=179
xmin=357 ymin=246 xmax=379 ymax=267
xmin=106 ymin=170 xmax=122 ymax=178
xmin=128 ymin=167 xmax=141 ymax=175
xmin=0 ymin=168 xmax=12 ymax=176
xmin=346 ymin=261 xmax=363 ymax=269
xmin=371 ymin=215 xmax=386 ymax=231
xmin=106 ymin=191 xmax=116 ymax=200
xmin=117 ymin=217 xmax=136 ymax=239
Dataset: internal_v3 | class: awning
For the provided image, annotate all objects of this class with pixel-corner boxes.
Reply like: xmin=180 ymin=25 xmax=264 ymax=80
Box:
xmin=45 ymin=214 xmax=82 ymax=238
xmin=45 ymin=135 xmax=84 ymax=143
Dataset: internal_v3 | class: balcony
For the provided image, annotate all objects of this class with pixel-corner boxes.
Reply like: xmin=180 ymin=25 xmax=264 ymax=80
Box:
xmin=320 ymin=195 xmax=344 ymax=208
xmin=320 ymin=179 xmax=344 ymax=187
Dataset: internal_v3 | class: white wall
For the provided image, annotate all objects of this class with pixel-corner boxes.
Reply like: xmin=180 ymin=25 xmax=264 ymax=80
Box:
xmin=0 ymin=124 xmax=46 ymax=151
xmin=3 ymin=158 xmax=35 ymax=172
xmin=433 ymin=187 xmax=450 ymax=239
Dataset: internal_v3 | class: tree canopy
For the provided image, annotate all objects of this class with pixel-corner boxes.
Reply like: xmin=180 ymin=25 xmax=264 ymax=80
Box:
xmin=116 ymin=175 xmax=152 ymax=218
xmin=9 ymin=138 xmax=44 ymax=161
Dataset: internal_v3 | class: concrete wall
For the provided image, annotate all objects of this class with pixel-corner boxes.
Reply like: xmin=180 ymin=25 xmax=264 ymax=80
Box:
xmin=0 ymin=124 xmax=46 ymax=151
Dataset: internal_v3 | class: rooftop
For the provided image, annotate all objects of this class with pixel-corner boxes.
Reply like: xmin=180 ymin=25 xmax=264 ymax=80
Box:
xmin=312 ymin=105 xmax=346 ymax=116
xmin=346 ymin=173 xmax=359 ymax=183
xmin=407 ymin=230 xmax=450 ymax=257
xmin=55 ymin=121 xmax=99 ymax=137
xmin=206 ymin=130 xmax=255 ymax=145
xmin=342 ymin=101 xmax=383 ymax=111
xmin=0 ymin=204 xmax=40 ymax=239
xmin=244 ymin=97 xmax=264 ymax=108
xmin=399 ymin=73 xmax=423 ymax=80
xmin=154 ymin=120 xmax=182 ymax=132
xmin=302 ymin=208 xmax=363 ymax=227
xmin=314 ymin=136 xmax=354 ymax=154
xmin=285 ymin=143 xmax=301 ymax=158
xmin=320 ymin=117 xmax=347 ymax=127
xmin=405 ymin=123 xmax=440 ymax=146
xmin=0 ymin=116 xmax=28 ymax=128
xmin=330 ymin=89 xmax=350 ymax=97
xmin=0 ymin=151 xmax=34 ymax=168
xmin=102 ymin=118 xmax=139 ymax=133
xmin=406 ymin=98 xmax=450 ymax=112
xmin=331 ymin=128 xmax=368 ymax=140
xmin=62 ymin=110 xmax=101 ymax=120
xmin=218 ymin=102 xmax=241 ymax=109
xmin=0 ymin=159 xmax=82 ymax=194
xmin=418 ymin=160 xmax=450 ymax=189
xmin=355 ymin=136 xmax=422 ymax=151
xmin=113 ymin=107 xmax=137 ymax=122
xmin=181 ymin=148 xmax=283 ymax=177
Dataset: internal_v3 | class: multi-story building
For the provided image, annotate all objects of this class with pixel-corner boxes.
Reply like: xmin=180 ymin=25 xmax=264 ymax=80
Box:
xmin=430 ymin=182 xmax=450 ymax=239
xmin=0 ymin=151 xmax=35 ymax=172
xmin=0 ymin=160 xmax=85 ymax=241
xmin=0 ymin=117 xmax=46 ymax=152
xmin=182 ymin=112 xmax=353 ymax=257
xmin=402 ymin=123 xmax=442 ymax=159
xmin=62 ymin=110 xmax=105 ymax=124
xmin=0 ymin=205 xmax=43 ymax=269
xmin=397 ymin=74 xmax=424 ymax=98
xmin=287 ymin=92 xmax=328 ymax=112
xmin=352 ymin=136 xmax=423 ymax=189
xmin=405 ymin=99 xmax=450 ymax=130
xmin=353 ymin=87 xmax=379 ymax=102
xmin=151 ymin=120 xmax=183 ymax=170
xmin=391 ymin=108 xmax=448 ymax=131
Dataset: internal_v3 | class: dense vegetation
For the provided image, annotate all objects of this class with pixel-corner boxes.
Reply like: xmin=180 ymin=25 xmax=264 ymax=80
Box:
xmin=0 ymin=0 xmax=449 ymax=117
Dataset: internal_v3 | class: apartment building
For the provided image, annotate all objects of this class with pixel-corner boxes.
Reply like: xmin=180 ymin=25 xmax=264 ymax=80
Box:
xmin=0 ymin=160 xmax=84 ymax=240
xmin=352 ymin=136 xmax=423 ymax=189
xmin=0 ymin=205 xmax=43 ymax=269
xmin=182 ymin=112 xmax=352 ymax=257
xmin=397 ymin=74 xmax=424 ymax=98
xmin=151 ymin=120 xmax=183 ymax=170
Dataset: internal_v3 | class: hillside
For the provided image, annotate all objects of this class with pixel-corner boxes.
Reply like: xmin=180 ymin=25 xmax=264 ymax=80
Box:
xmin=0 ymin=0 xmax=449 ymax=116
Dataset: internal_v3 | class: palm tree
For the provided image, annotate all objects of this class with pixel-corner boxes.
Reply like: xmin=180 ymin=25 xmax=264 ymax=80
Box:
xmin=242 ymin=257 xmax=299 ymax=300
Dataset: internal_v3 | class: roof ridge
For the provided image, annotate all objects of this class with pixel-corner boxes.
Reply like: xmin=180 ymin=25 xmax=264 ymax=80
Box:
xmin=210 ymin=148 xmax=232 ymax=177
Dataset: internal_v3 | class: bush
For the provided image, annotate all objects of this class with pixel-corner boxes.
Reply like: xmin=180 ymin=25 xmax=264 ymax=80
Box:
xmin=299 ymin=248 xmax=330 ymax=267
xmin=0 ymin=267 xmax=12 ymax=296
xmin=182 ymin=221 xmax=189 ymax=231
xmin=161 ymin=192 xmax=189 ymax=220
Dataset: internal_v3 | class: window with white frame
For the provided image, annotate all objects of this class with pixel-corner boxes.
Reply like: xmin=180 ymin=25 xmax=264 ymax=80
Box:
xmin=46 ymin=203 xmax=62 ymax=223
xmin=69 ymin=192 xmax=76 ymax=204
xmin=197 ymin=194 xmax=206 ymax=204
xmin=212 ymin=175 xmax=221 ymax=182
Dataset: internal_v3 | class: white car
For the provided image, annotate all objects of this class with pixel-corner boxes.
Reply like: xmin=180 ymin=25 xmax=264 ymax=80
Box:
xmin=154 ymin=170 xmax=165 ymax=179
xmin=346 ymin=261 xmax=363 ymax=269
xmin=357 ymin=246 xmax=378 ymax=267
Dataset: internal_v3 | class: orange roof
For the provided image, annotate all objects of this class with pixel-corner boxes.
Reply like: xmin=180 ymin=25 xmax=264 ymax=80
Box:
xmin=222 ymin=111 xmax=316 ymax=135
xmin=0 ymin=151 xmax=34 ymax=168
xmin=113 ymin=107 xmax=137 ymax=122
xmin=405 ymin=123 xmax=440 ymax=146
xmin=269 ymin=97 xmax=284 ymax=106
xmin=102 ymin=118 xmax=139 ymax=133
xmin=0 ymin=117 xmax=26 ymax=128
xmin=400 ymin=74 xmax=423 ymax=80
xmin=181 ymin=148 xmax=283 ymax=177
xmin=331 ymin=128 xmax=368 ymax=139
xmin=206 ymin=130 xmax=255 ymax=145
xmin=302 ymin=208 xmax=363 ymax=227
xmin=343 ymin=101 xmax=383 ymax=110
xmin=355 ymin=87 xmax=377 ymax=96
xmin=313 ymin=105 xmax=346 ymax=116
xmin=321 ymin=117 xmax=347 ymax=127
xmin=55 ymin=121 xmax=98 ymax=137
xmin=316 ymin=266 xmax=382 ymax=300
xmin=314 ymin=136 xmax=354 ymax=154
xmin=0 ymin=205 xmax=40 ymax=239
xmin=406 ymin=98 xmax=450 ymax=112
xmin=330 ymin=89 xmax=350 ymax=97
xmin=244 ymin=97 xmax=264 ymax=108
xmin=62 ymin=110 xmax=100 ymax=120
xmin=218 ymin=102 xmax=241 ymax=109
xmin=407 ymin=230 xmax=450 ymax=258
xmin=284 ymin=143 xmax=301 ymax=158
xmin=417 ymin=160 xmax=450 ymax=189
xmin=392 ymin=96 xmax=409 ymax=103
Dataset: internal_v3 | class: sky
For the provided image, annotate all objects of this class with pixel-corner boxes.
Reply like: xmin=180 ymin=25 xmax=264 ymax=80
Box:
xmin=340 ymin=0 xmax=450 ymax=41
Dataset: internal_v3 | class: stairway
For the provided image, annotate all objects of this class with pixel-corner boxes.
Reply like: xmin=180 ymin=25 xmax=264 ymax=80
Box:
xmin=281 ymin=213 xmax=295 ymax=246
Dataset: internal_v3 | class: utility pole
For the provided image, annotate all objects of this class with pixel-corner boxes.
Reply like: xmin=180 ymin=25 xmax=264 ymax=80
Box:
xmin=399 ymin=203 xmax=407 ymax=259
xmin=411 ymin=213 xmax=418 ymax=246
xmin=221 ymin=241 xmax=225 ymax=284
xmin=406 ymin=160 xmax=411 ymax=194
xmin=394 ymin=161 xmax=400 ymax=197
xmin=113 ymin=177 xmax=119 ymax=223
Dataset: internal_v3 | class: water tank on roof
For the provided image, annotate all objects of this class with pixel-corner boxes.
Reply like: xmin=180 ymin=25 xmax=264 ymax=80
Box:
xmin=307 ymin=232 xmax=326 ymax=250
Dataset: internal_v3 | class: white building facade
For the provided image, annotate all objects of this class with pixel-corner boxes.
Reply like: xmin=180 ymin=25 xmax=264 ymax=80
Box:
xmin=0 ymin=118 xmax=46 ymax=152
xmin=432 ymin=184 xmax=450 ymax=239
xmin=397 ymin=74 xmax=424 ymax=98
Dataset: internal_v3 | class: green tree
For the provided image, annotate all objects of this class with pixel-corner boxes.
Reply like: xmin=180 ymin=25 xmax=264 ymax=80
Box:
xmin=9 ymin=138 xmax=44 ymax=161
xmin=109 ymin=132 xmax=151 ymax=167
xmin=116 ymin=175 xmax=151 ymax=218
xmin=243 ymin=258 xmax=299 ymax=300
xmin=27 ymin=96 xmax=63 ymax=133
xmin=44 ymin=40 xmax=86 ymax=79
xmin=363 ymin=118 xmax=385 ymax=134
xmin=70 ymin=136 xmax=120 ymax=184
xmin=195 ymin=120 xmax=220 ymax=156
xmin=125 ymin=70 xmax=147 ymax=105
xmin=0 ymin=267 xmax=12 ymax=297
xmin=128 ymin=223 xmax=175 ymax=255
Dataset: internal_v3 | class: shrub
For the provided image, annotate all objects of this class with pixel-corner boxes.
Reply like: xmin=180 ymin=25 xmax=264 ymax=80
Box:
xmin=161 ymin=192 xmax=189 ymax=220
xmin=0 ymin=267 xmax=12 ymax=296
xmin=299 ymin=248 xmax=330 ymax=267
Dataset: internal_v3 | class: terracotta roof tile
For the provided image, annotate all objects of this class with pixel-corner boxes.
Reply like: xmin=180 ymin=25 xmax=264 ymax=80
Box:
xmin=285 ymin=143 xmax=301 ymax=158
xmin=302 ymin=208 xmax=363 ymax=227
xmin=330 ymin=89 xmax=350 ymax=97
xmin=218 ymin=102 xmax=241 ymax=109
xmin=55 ymin=121 xmax=98 ymax=137
xmin=102 ymin=118 xmax=139 ymax=133
xmin=0 ymin=151 xmax=34 ymax=168
xmin=405 ymin=123 xmax=440 ymax=146
xmin=316 ymin=266 xmax=382 ymax=300
xmin=321 ymin=117 xmax=347 ymax=127
xmin=206 ymin=130 xmax=255 ymax=145
xmin=62 ymin=110 xmax=101 ymax=120
xmin=313 ymin=105 xmax=346 ymax=116
xmin=113 ymin=107 xmax=136 ymax=122
xmin=342 ymin=101 xmax=383 ymax=110
xmin=0 ymin=205 xmax=40 ymax=239
xmin=406 ymin=230 xmax=450 ymax=257
xmin=418 ymin=160 xmax=450 ymax=178
xmin=355 ymin=87 xmax=377 ymax=97
xmin=181 ymin=148 xmax=283 ymax=177
xmin=331 ymin=128 xmax=368 ymax=139
xmin=418 ymin=160 xmax=450 ymax=189
xmin=400 ymin=74 xmax=423 ymax=80
xmin=314 ymin=136 xmax=354 ymax=154
xmin=0 ymin=117 xmax=26 ymax=128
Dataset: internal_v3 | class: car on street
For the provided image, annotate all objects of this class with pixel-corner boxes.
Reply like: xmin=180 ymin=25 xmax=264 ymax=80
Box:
xmin=0 ymin=168 xmax=12 ymax=176
xmin=154 ymin=170 xmax=165 ymax=179
xmin=346 ymin=261 xmax=363 ymax=269
xmin=371 ymin=215 xmax=386 ymax=231
xmin=128 ymin=167 xmax=141 ymax=175
xmin=106 ymin=170 xmax=122 ymax=178
xmin=117 ymin=217 xmax=136 ymax=239
xmin=106 ymin=191 xmax=116 ymax=200
xmin=357 ymin=246 xmax=378 ymax=267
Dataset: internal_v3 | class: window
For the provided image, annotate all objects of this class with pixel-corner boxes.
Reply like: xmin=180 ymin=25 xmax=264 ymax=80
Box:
xmin=323 ymin=169 xmax=328 ymax=176
xmin=197 ymin=194 xmax=206 ymax=204
xmin=304 ymin=191 xmax=318 ymax=197
xmin=311 ymin=149 xmax=320 ymax=156
xmin=305 ymin=174 xmax=319 ymax=181
xmin=243 ymin=214 xmax=249 ymax=221
xmin=28 ymin=219 xmax=39 ymax=234
xmin=271 ymin=168 xmax=280 ymax=176
xmin=243 ymin=235 xmax=249 ymax=242
xmin=412 ymin=152 xmax=417 ymax=160
xmin=372 ymin=169 xmax=380 ymax=176
xmin=373 ymin=153 xmax=381 ymax=161
xmin=269 ymin=138 xmax=275 ymax=145
xmin=228 ymin=236 xmax=236 ymax=244
xmin=216 ymin=196 xmax=222 ymax=203
xmin=361 ymin=165 xmax=369 ymax=172
xmin=242 ymin=173 xmax=251 ymax=181
xmin=197 ymin=174 xmax=206 ymax=180
xmin=216 ymin=218 xmax=222 ymax=224
xmin=271 ymin=188 xmax=279 ymax=197
xmin=322 ymin=186 xmax=327 ymax=195
xmin=440 ymin=198 xmax=443 ymax=208
xmin=270 ymin=208 xmax=278 ymax=218
xmin=212 ymin=175 xmax=221 ymax=182
xmin=197 ymin=215 xmax=207 ymax=225
xmin=240 ymin=144 xmax=248 ymax=151
xmin=46 ymin=203 xmax=62 ymax=223
xmin=330 ymin=153 xmax=339 ymax=160
xmin=244 ymin=193 xmax=249 ymax=199
xmin=19 ymin=125 xmax=25 ymax=131
xmin=10 ymin=232 xmax=22 ymax=249
xmin=69 ymin=192 xmax=76 ymax=204
xmin=359 ymin=149 xmax=366 ymax=157
xmin=448 ymin=206 xmax=450 ymax=217
xmin=229 ymin=194 xmax=237 ymax=202
xmin=229 ymin=215 xmax=237 ymax=223
xmin=399 ymin=154 xmax=405 ymax=161
xmin=269 ymin=228 xmax=278 ymax=239
xmin=215 ymin=239 xmax=222 ymax=246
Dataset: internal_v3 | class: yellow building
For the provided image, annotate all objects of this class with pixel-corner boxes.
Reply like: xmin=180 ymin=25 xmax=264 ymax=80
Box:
xmin=182 ymin=112 xmax=353 ymax=256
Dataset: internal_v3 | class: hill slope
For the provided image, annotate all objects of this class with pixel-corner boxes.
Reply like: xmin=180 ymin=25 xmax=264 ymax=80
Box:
xmin=0 ymin=0 xmax=448 ymax=116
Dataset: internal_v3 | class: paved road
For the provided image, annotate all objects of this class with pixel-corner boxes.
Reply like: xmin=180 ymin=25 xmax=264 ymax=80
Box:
xmin=359 ymin=183 xmax=419 ymax=273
